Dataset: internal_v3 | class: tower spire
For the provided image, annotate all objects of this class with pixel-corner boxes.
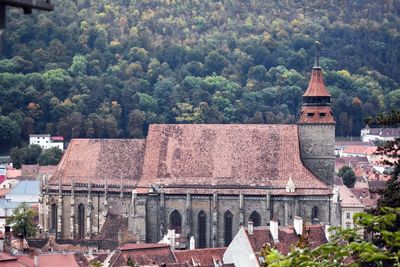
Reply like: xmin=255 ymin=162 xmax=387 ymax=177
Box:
xmin=313 ymin=41 xmax=321 ymax=69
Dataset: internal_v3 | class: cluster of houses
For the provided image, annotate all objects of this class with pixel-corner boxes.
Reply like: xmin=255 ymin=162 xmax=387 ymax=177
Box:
xmin=334 ymin=126 xmax=399 ymax=229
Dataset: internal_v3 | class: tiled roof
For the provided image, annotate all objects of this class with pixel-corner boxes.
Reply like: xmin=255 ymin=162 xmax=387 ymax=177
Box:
xmin=335 ymin=141 xmax=373 ymax=147
xmin=368 ymin=180 xmax=387 ymax=190
xmin=0 ymin=188 xmax=11 ymax=197
xmin=368 ymin=128 xmax=400 ymax=137
xmin=18 ymin=253 xmax=82 ymax=267
xmin=298 ymin=106 xmax=335 ymax=124
xmin=110 ymin=243 xmax=177 ymax=267
xmin=50 ymin=139 xmax=145 ymax=186
xmin=303 ymin=69 xmax=331 ymax=97
xmin=39 ymin=165 xmax=57 ymax=174
xmin=338 ymin=186 xmax=364 ymax=208
xmin=6 ymin=180 xmax=40 ymax=196
xmin=335 ymin=157 xmax=369 ymax=166
xmin=174 ymin=247 xmax=226 ymax=266
xmin=51 ymin=136 xmax=64 ymax=141
xmin=21 ymin=165 xmax=39 ymax=174
xmin=139 ymin=124 xmax=330 ymax=194
xmin=342 ymin=146 xmax=377 ymax=155
xmin=246 ymin=225 xmax=327 ymax=255
xmin=6 ymin=170 xmax=21 ymax=179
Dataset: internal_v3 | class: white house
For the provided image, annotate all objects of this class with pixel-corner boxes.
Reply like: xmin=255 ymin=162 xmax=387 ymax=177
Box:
xmin=223 ymin=219 xmax=328 ymax=267
xmin=338 ymin=185 xmax=364 ymax=229
xmin=29 ymin=134 xmax=64 ymax=151
xmin=361 ymin=127 xmax=400 ymax=143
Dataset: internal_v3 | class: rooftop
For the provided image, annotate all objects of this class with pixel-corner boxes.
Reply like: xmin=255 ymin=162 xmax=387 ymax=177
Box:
xmin=139 ymin=124 xmax=330 ymax=194
xmin=50 ymin=139 xmax=145 ymax=186
xmin=246 ymin=225 xmax=327 ymax=255
xmin=338 ymin=185 xmax=364 ymax=208
xmin=7 ymin=180 xmax=40 ymax=196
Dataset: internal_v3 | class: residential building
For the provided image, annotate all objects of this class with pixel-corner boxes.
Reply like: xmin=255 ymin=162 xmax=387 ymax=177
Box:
xmin=29 ymin=134 xmax=64 ymax=151
xmin=361 ymin=126 xmax=400 ymax=142
xmin=223 ymin=220 xmax=328 ymax=267
xmin=338 ymin=186 xmax=364 ymax=229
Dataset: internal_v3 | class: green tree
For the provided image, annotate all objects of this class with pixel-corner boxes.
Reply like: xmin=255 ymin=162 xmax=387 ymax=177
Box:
xmin=262 ymin=207 xmax=400 ymax=267
xmin=0 ymin=116 xmax=21 ymax=149
xmin=6 ymin=203 xmax=38 ymax=238
xmin=38 ymin=147 xmax=63 ymax=166
xmin=338 ymin=166 xmax=356 ymax=188
xmin=10 ymin=145 xmax=42 ymax=169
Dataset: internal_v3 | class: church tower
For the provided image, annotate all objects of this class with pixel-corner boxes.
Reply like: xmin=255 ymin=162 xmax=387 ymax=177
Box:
xmin=298 ymin=42 xmax=335 ymax=185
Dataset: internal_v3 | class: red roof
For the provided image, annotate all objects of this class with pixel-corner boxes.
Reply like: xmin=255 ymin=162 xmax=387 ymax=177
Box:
xmin=139 ymin=124 xmax=330 ymax=194
xmin=18 ymin=254 xmax=80 ymax=267
xmin=303 ymin=69 xmax=331 ymax=97
xmin=110 ymin=243 xmax=177 ymax=266
xmin=51 ymin=136 xmax=64 ymax=141
xmin=174 ymin=248 xmax=226 ymax=266
xmin=246 ymin=225 xmax=328 ymax=255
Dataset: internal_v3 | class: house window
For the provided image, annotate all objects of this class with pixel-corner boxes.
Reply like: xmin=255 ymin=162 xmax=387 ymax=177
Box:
xmin=249 ymin=211 xmax=261 ymax=227
xmin=170 ymin=210 xmax=182 ymax=234
xmin=346 ymin=222 xmax=351 ymax=229
xmin=307 ymin=113 xmax=314 ymax=117
xmin=50 ymin=203 xmax=57 ymax=233
xmin=319 ymin=113 xmax=326 ymax=117
xmin=224 ymin=211 xmax=233 ymax=246
xmin=312 ymin=206 xmax=319 ymax=220
xmin=78 ymin=204 xmax=85 ymax=239
xmin=346 ymin=212 xmax=351 ymax=219
xmin=198 ymin=210 xmax=207 ymax=248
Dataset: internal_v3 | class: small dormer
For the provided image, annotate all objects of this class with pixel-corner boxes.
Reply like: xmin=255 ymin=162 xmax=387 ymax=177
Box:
xmin=286 ymin=175 xmax=295 ymax=193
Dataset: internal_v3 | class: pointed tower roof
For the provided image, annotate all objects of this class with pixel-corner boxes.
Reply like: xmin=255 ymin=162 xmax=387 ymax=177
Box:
xmin=298 ymin=41 xmax=335 ymax=124
xmin=303 ymin=41 xmax=331 ymax=97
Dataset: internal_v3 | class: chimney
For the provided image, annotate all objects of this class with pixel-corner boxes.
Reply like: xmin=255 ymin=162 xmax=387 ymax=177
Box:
xmin=269 ymin=220 xmax=279 ymax=243
xmin=189 ymin=236 xmax=195 ymax=250
xmin=324 ymin=224 xmax=331 ymax=242
xmin=248 ymin=220 xmax=254 ymax=235
xmin=168 ymin=229 xmax=175 ymax=251
xmin=34 ymin=255 xmax=39 ymax=267
xmin=293 ymin=216 xmax=303 ymax=236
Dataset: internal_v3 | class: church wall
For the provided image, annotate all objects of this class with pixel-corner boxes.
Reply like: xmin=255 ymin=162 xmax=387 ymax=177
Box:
xmin=217 ymin=196 xmax=240 ymax=247
xmin=243 ymin=197 xmax=269 ymax=226
xmin=61 ymin=195 xmax=71 ymax=239
xmin=146 ymin=195 xmax=160 ymax=243
xmin=298 ymin=124 xmax=335 ymax=185
xmin=191 ymin=196 xmax=212 ymax=248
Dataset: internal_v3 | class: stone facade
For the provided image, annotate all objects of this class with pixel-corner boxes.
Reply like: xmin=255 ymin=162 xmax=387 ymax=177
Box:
xmin=298 ymin=124 xmax=335 ymax=185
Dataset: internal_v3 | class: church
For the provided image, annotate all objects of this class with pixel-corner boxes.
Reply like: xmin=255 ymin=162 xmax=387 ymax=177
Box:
xmin=40 ymin=52 xmax=340 ymax=249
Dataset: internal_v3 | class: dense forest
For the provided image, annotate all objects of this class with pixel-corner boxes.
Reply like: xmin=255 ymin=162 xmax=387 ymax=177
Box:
xmin=1 ymin=0 xmax=400 ymax=151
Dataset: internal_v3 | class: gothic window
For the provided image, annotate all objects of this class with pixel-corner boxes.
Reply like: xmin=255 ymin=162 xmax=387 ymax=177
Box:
xmin=50 ymin=203 xmax=57 ymax=233
xmin=78 ymin=204 xmax=85 ymax=239
xmin=249 ymin=211 xmax=261 ymax=227
xmin=170 ymin=210 xmax=182 ymax=233
xmin=224 ymin=211 xmax=233 ymax=246
xmin=198 ymin=210 xmax=207 ymax=248
xmin=312 ymin=206 xmax=319 ymax=220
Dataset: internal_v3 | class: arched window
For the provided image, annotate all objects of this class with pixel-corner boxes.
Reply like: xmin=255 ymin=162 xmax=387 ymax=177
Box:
xmin=224 ymin=211 xmax=233 ymax=246
xmin=249 ymin=211 xmax=261 ymax=227
xmin=50 ymin=203 xmax=57 ymax=233
xmin=312 ymin=206 xmax=319 ymax=220
xmin=78 ymin=204 xmax=85 ymax=239
xmin=170 ymin=210 xmax=182 ymax=233
xmin=198 ymin=210 xmax=207 ymax=248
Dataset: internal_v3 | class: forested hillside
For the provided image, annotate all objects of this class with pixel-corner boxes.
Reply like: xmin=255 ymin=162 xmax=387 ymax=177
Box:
xmin=1 ymin=0 xmax=400 ymax=150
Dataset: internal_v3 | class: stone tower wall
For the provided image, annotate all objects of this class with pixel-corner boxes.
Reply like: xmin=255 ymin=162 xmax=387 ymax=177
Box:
xmin=298 ymin=124 xmax=335 ymax=185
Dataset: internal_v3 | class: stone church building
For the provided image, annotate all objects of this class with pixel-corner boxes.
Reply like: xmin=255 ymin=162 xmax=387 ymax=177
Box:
xmin=40 ymin=55 xmax=339 ymax=248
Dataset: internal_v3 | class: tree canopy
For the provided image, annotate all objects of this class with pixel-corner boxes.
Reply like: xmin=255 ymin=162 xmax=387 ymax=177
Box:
xmin=1 ymin=0 xmax=400 ymax=150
